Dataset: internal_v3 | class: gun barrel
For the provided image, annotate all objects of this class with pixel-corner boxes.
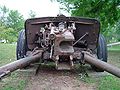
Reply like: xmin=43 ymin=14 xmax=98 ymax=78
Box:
xmin=0 ymin=53 xmax=42 ymax=78
xmin=84 ymin=52 xmax=120 ymax=78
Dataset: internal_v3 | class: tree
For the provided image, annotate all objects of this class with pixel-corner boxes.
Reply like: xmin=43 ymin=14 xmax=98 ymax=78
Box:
xmin=0 ymin=5 xmax=9 ymax=26
xmin=0 ymin=6 xmax=25 ymax=43
xmin=0 ymin=25 xmax=17 ymax=43
xmin=114 ymin=21 xmax=120 ymax=41
xmin=53 ymin=0 xmax=120 ymax=42
xmin=55 ymin=0 xmax=120 ymax=31
xmin=28 ymin=10 xmax=36 ymax=18
xmin=6 ymin=10 xmax=24 ymax=34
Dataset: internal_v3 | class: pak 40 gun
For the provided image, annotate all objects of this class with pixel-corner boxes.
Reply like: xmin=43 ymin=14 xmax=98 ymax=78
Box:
xmin=0 ymin=15 xmax=120 ymax=78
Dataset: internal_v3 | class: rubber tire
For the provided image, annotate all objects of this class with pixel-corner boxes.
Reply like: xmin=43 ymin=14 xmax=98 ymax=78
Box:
xmin=16 ymin=30 xmax=26 ymax=60
xmin=92 ymin=34 xmax=108 ymax=72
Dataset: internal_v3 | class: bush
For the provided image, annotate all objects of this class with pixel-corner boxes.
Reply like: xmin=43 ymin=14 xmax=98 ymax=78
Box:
xmin=0 ymin=26 xmax=17 ymax=43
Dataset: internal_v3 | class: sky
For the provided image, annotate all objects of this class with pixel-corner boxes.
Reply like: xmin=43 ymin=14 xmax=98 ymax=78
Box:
xmin=0 ymin=0 xmax=70 ymax=19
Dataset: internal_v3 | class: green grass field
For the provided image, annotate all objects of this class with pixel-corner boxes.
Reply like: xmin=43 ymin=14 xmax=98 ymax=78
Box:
xmin=98 ymin=75 xmax=120 ymax=90
xmin=85 ymin=45 xmax=120 ymax=90
xmin=0 ymin=43 xmax=27 ymax=90
xmin=0 ymin=43 xmax=16 ymax=66
xmin=98 ymin=46 xmax=120 ymax=90
xmin=108 ymin=45 xmax=120 ymax=51
xmin=0 ymin=43 xmax=120 ymax=90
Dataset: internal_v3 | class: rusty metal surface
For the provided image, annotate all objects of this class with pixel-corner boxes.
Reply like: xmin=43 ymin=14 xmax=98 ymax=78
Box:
xmin=25 ymin=16 xmax=100 ymax=50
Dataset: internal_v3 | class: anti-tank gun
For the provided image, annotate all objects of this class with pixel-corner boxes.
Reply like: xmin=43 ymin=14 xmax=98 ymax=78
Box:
xmin=0 ymin=15 xmax=120 ymax=79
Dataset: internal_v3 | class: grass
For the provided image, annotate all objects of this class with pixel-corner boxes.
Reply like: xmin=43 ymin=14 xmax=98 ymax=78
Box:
xmin=0 ymin=43 xmax=27 ymax=90
xmin=79 ymin=75 xmax=97 ymax=83
xmin=108 ymin=45 xmax=120 ymax=51
xmin=97 ymin=47 xmax=120 ymax=90
xmin=0 ymin=43 xmax=120 ymax=90
xmin=1 ymin=72 xmax=26 ymax=90
xmin=79 ymin=73 xmax=120 ymax=90
xmin=79 ymin=45 xmax=120 ymax=90
xmin=98 ymin=46 xmax=120 ymax=90
xmin=98 ymin=75 xmax=120 ymax=90
xmin=0 ymin=43 xmax=16 ymax=66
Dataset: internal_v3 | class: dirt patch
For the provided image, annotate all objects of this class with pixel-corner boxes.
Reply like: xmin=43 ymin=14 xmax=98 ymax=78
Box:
xmin=25 ymin=65 xmax=96 ymax=90
xmin=1 ymin=51 xmax=119 ymax=90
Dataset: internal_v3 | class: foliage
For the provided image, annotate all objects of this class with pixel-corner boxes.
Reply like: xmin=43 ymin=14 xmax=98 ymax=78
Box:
xmin=114 ymin=21 xmax=120 ymax=41
xmin=55 ymin=0 xmax=120 ymax=42
xmin=6 ymin=10 xmax=24 ymax=32
xmin=0 ymin=5 xmax=24 ymax=43
xmin=105 ymin=20 xmax=120 ymax=42
xmin=0 ymin=26 xmax=17 ymax=43
xmin=0 ymin=5 xmax=9 ymax=26
xmin=56 ymin=0 xmax=120 ymax=29
xmin=0 ymin=6 xmax=38 ymax=43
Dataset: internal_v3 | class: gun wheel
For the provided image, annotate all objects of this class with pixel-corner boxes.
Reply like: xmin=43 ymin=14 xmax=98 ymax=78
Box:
xmin=16 ymin=30 xmax=26 ymax=60
xmin=92 ymin=34 xmax=108 ymax=72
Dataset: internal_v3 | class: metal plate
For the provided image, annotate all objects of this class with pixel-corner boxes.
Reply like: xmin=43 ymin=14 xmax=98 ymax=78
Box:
xmin=25 ymin=17 xmax=100 ymax=50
